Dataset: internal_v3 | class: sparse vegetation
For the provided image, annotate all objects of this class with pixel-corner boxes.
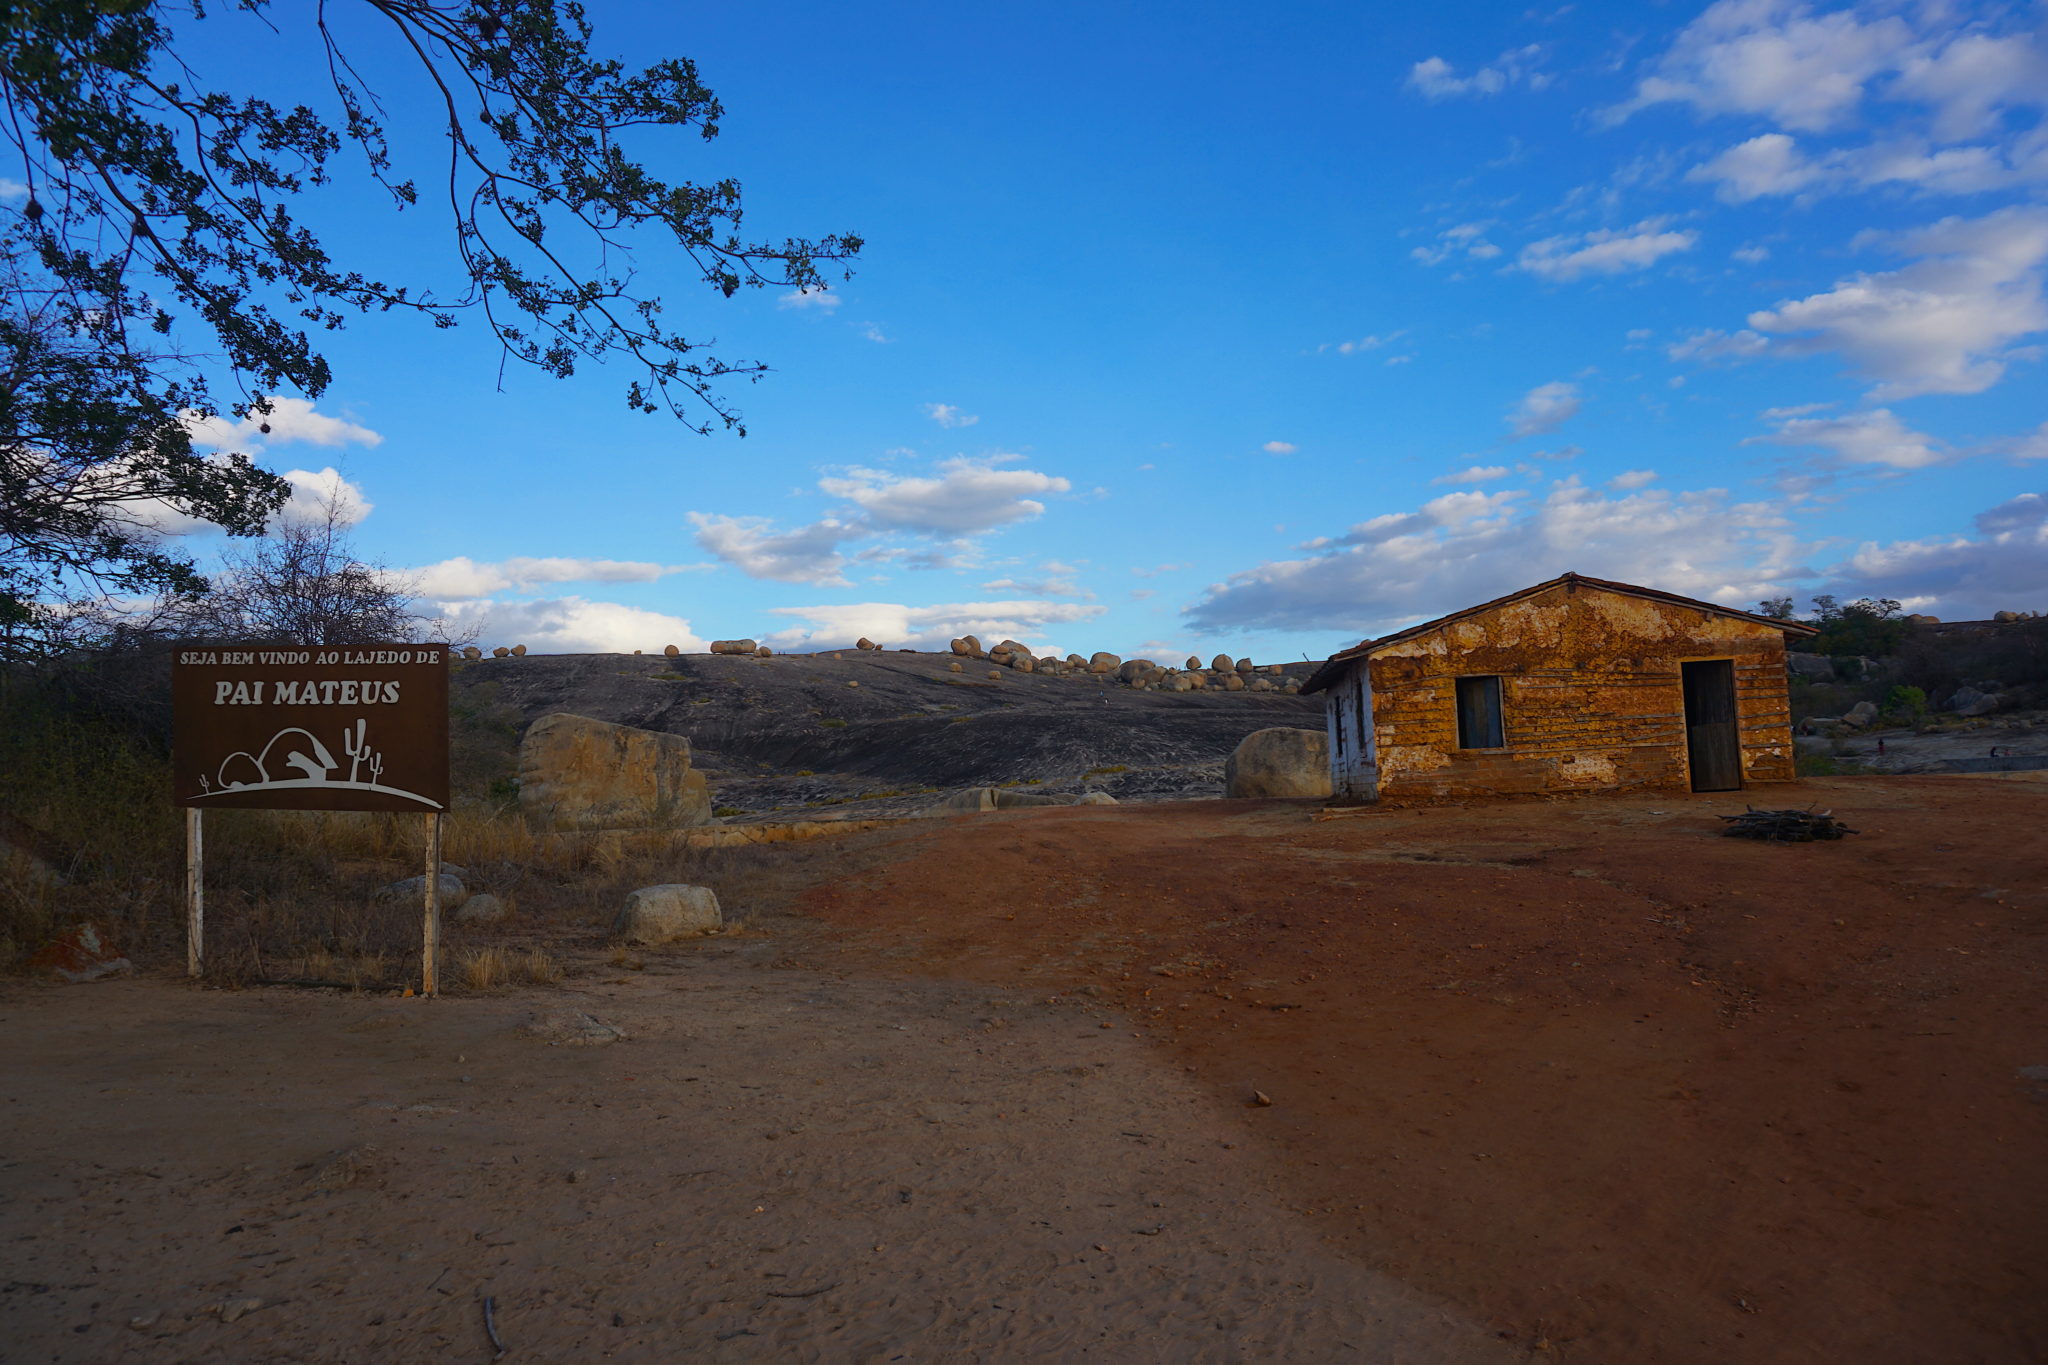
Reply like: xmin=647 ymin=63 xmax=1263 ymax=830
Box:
xmin=1084 ymin=764 xmax=1128 ymax=777
xmin=819 ymin=718 xmax=847 ymax=728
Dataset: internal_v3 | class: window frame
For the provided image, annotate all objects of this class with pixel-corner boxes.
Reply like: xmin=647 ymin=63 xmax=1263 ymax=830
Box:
xmin=1454 ymin=673 xmax=1506 ymax=750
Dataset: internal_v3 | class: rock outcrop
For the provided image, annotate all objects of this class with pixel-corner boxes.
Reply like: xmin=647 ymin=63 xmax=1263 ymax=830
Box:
xmin=518 ymin=714 xmax=711 ymax=831
xmin=1224 ymin=727 xmax=1332 ymax=799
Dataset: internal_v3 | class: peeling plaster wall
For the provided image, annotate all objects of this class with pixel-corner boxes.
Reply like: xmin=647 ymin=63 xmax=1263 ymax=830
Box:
xmin=1345 ymin=583 xmax=1797 ymax=799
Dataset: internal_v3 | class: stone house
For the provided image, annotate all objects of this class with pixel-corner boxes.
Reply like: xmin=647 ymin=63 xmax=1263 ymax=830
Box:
xmin=1300 ymin=573 xmax=1817 ymax=801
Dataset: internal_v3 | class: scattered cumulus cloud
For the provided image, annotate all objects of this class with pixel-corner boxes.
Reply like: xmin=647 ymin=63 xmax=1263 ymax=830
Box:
xmin=1608 ymin=469 xmax=1660 ymax=489
xmin=761 ymin=600 xmax=1106 ymax=654
xmin=430 ymin=597 xmax=706 ymax=655
xmin=1604 ymin=1 xmax=1922 ymax=133
xmin=1262 ymin=441 xmax=1298 ymax=456
xmin=1517 ymin=219 xmax=1699 ymax=281
xmin=1741 ymin=206 xmax=2048 ymax=397
xmin=687 ymin=513 xmax=860 ymax=586
xmin=1750 ymin=406 xmax=1948 ymax=469
xmin=818 ymin=456 xmax=1069 ymax=535
xmin=1186 ymin=480 xmax=1802 ymax=636
xmin=778 ymin=286 xmax=840 ymax=311
xmin=980 ymin=576 xmax=1092 ymax=599
xmin=924 ymin=402 xmax=979 ymax=428
xmin=410 ymin=556 xmax=706 ymax=600
xmin=1412 ymin=221 xmax=1503 ymax=267
xmin=1320 ymin=331 xmax=1405 ymax=355
xmin=1432 ymin=464 xmax=1511 ymax=485
xmin=1817 ymin=492 xmax=2048 ymax=618
xmin=185 ymin=396 xmax=383 ymax=451
xmin=1406 ymin=45 xmax=1548 ymax=100
xmin=1507 ymin=380 xmax=1583 ymax=438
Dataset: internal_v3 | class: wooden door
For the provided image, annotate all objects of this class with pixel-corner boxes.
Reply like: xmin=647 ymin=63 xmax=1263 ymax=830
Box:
xmin=1681 ymin=659 xmax=1742 ymax=792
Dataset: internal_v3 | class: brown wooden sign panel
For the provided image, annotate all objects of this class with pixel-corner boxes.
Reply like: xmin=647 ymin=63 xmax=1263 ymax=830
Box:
xmin=172 ymin=643 xmax=450 ymax=811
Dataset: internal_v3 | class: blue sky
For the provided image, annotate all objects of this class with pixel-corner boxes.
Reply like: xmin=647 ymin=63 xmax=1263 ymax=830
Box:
xmin=159 ymin=0 xmax=2047 ymax=660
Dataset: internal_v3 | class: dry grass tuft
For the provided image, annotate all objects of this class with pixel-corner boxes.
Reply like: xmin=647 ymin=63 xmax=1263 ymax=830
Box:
xmin=458 ymin=945 xmax=510 ymax=991
xmin=516 ymin=947 xmax=564 ymax=985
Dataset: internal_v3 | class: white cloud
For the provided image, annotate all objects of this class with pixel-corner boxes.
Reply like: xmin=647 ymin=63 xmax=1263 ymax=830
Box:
xmin=859 ymin=322 xmax=890 ymax=343
xmin=1262 ymin=441 xmax=1298 ymax=456
xmin=778 ymin=286 xmax=840 ymax=311
xmin=1891 ymin=30 xmax=2048 ymax=143
xmin=410 ymin=556 xmax=704 ymax=600
xmin=1613 ymin=3 xmax=2048 ymax=202
xmin=818 ymin=457 xmax=1069 ymax=535
xmin=1609 ymin=469 xmax=1660 ymax=489
xmin=2007 ymin=421 xmax=2048 ymax=462
xmin=1186 ymin=479 xmax=1801 ymax=635
xmin=1733 ymin=245 xmax=1772 ymax=264
xmin=1670 ymin=328 xmax=1771 ymax=362
xmin=1517 ymin=220 xmax=1699 ymax=281
xmin=430 ymin=597 xmax=706 ymax=655
xmin=1412 ymin=221 xmax=1502 ymax=267
xmin=185 ymin=396 xmax=383 ymax=451
xmin=1750 ymin=407 xmax=1947 ymax=469
xmin=275 ymin=467 xmax=374 ymax=528
xmin=1604 ymin=0 xmax=1918 ymax=133
xmin=687 ymin=513 xmax=859 ymax=586
xmin=1507 ymin=380 xmax=1583 ymax=438
xmin=980 ymin=576 xmax=1093 ymax=599
xmin=762 ymin=599 xmax=1107 ymax=654
xmin=1322 ymin=331 xmax=1404 ymax=355
xmin=1132 ymin=562 xmax=1192 ymax=579
xmin=1690 ymin=133 xmax=1828 ymax=202
xmin=1819 ymin=491 xmax=2048 ymax=618
xmin=1745 ymin=206 xmax=2048 ymax=397
xmin=1433 ymin=464 xmax=1511 ymax=485
xmin=924 ymin=402 xmax=979 ymax=429
xmin=1406 ymin=45 xmax=1546 ymax=100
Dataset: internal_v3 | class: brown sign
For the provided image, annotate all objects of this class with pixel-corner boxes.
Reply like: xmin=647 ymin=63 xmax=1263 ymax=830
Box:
xmin=172 ymin=644 xmax=450 ymax=811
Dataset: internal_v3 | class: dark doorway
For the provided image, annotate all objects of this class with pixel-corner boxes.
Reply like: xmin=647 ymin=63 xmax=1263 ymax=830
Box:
xmin=1681 ymin=659 xmax=1742 ymax=792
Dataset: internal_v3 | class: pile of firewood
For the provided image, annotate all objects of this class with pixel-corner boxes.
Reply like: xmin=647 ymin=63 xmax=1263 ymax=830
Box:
xmin=1717 ymin=806 xmax=1857 ymax=841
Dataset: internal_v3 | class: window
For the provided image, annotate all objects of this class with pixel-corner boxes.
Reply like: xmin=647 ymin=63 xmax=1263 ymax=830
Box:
xmin=1455 ymin=675 xmax=1504 ymax=749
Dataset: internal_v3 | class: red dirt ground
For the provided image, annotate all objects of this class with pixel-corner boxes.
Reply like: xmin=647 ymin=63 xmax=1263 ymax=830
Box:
xmin=796 ymin=775 xmax=2048 ymax=1365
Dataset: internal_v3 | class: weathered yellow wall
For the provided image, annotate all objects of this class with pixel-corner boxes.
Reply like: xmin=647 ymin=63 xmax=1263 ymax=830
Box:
xmin=1364 ymin=582 xmax=1797 ymax=797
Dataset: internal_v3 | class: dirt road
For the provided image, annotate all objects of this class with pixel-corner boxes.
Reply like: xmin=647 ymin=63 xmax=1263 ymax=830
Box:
xmin=4 ymin=774 xmax=2044 ymax=1363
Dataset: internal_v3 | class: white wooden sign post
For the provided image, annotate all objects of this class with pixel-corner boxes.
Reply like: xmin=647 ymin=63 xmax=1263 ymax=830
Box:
xmin=172 ymin=643 xmax=451 ymax=993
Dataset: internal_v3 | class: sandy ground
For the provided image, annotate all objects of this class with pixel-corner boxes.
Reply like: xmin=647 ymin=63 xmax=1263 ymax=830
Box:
xmin=6 ymin=774 xmax=2047 ymax=1364
xmin=0 ymin=943 xmax=1510 ymax=1363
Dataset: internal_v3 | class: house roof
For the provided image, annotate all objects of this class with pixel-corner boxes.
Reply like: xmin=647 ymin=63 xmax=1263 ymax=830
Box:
xmin=1299 ymin=572 xmax=1820 ymax=695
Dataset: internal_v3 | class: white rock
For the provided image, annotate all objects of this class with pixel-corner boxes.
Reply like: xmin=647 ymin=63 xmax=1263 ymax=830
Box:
xmin=613 ymin=885 xmax=722 ymax=943
xmin=1225 ymin=728 xmax=1332 ymax=799
xmin=376 ymin=872 xmax=469 ymax=908
xmin=454 ymin=893 xmax=506 ymax=924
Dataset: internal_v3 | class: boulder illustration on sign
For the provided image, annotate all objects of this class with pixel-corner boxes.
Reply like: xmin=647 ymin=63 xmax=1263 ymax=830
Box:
xmin=197 ymin=719 xmax=440 ymax=809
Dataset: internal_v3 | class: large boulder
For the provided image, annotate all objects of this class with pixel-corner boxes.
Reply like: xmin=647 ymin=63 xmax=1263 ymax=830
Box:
xmin=1088 ymin=651 xmax=1121 ymax=674
xmin=1225 ymin=728 xmax=1332 ymax=799
xmin=1117 ymin=658 xmax=1156 ymax=683
xmin=1839 ymin=700 xmax=1880 ymax=729
xmin=1786 ymin=652 xmax=1834 ymax=680
xmin=950 ymin=638 xmax=973 ymax=656
xmin=1946 ymin=686 xmax=2001 ymax=717
xmin=454 ymin=893 xmax=507 ymax=924
xmin=613 ymin=885 xmax=722 ymax=943
xmin=375 ymin=872 xmax=469 ymax=908
xmin=518 ymin=714 xmax=712 ymax=831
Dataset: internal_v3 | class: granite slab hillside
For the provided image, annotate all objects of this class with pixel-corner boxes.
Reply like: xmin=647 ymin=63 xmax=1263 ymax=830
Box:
xmin=453 ymin=650 xmax=1323 ymax=812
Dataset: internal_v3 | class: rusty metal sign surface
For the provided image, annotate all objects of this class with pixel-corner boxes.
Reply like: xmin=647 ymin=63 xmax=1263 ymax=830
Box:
xmin=172 ymin=643 xmax=449 ymax=811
